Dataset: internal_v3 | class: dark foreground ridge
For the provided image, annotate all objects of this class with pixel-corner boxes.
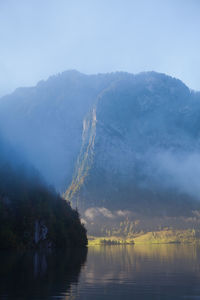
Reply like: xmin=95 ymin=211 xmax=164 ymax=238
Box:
xmin=0 ymin=135 xmax=87 ymax=249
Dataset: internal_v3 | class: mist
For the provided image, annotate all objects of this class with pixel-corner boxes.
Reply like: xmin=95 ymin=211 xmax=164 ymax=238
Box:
xmin=1 ymin=1 xmax=200 ymax=298
xmin=0 ymin=130 xmax=51 ymax=200
xmin=153 ymin=151 xmax=200 ymax=200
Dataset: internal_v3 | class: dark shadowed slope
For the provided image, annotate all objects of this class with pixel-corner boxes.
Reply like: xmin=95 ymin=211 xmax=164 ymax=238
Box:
xmin=0 ymin=134 xmax=87 ymax=249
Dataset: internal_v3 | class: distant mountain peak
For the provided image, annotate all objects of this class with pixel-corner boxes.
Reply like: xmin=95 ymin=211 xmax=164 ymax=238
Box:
xmin=0 ymin=70 xmax=199 ymax=226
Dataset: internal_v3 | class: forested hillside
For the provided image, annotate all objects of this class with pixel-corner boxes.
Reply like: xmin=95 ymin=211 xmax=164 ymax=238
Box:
xmin=0 ymin=134 xmax=87 ymax=249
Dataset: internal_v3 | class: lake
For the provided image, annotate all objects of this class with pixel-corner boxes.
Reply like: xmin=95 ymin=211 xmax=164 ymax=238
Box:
xmin=1 ymin=244 xmax=200 ymax=299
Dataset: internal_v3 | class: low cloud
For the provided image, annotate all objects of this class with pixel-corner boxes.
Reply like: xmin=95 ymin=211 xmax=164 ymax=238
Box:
xmin=85 ymin=207 xmax=132 ymax=221
xmin=116 ymin=210 xmax=131 ymax=217
xmin=154 ymin=151 xmax=200 ymax=200
xmin=85 ymin=207 xmax=115 ymax=221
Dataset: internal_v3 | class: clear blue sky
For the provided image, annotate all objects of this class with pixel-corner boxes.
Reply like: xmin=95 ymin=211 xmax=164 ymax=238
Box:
xmin=0 ymin=0 xmax=199 ymax=96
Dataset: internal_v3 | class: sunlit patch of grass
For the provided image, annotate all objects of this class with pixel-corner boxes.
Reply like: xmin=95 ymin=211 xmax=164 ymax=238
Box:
xmin=88 ymin=229 xmax=200 ymax=246
xmin=133 ymin=229 xmax=198 ymax=244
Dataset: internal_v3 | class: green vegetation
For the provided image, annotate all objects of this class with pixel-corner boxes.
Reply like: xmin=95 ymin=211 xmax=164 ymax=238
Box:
xmin=0 ymin=139 xmax=87 ymax=249
xmin=0 ymin=187 xmax=87 ymax=249
xmin=88 ymin=236 xmax=134 ymax=246
xmin=133 ymin=229 xmax=199 ymax=244
xmin=88 ymin=229 xmax=200 ymax=246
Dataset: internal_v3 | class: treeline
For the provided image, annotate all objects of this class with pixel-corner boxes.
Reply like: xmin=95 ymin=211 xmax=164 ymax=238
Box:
xmin=0 ymin=136 xmax=87 ymax=249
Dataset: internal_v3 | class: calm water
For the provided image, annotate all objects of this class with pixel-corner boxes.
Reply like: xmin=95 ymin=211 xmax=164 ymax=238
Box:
xmin=1 ymin=244 xmax=200 ymax=299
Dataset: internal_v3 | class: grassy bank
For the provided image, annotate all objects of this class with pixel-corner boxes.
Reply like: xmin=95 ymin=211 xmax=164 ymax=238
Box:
xmin=88 ymin=229 xmax=200 ymax=246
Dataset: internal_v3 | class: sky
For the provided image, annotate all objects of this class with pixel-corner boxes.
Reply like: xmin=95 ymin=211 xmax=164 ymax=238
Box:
xmin=0 ymin=0 xmax=200 ymax=97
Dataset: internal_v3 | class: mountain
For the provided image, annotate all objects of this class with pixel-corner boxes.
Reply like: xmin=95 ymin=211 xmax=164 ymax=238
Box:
xmin=1 ymin=70 xmax=200 ymax=234
xmin=64 ymin=72 xmax=200 ymax=231
xmin=0 ymin=70 xmax=127 ymax=190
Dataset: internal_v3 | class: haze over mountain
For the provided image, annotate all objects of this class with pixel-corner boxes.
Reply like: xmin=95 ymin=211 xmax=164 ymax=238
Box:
xmin=1 ymin=70 xmax=200 ymax=232
xmin=0 ymin=132 xmax=87 ymax=248
xmin=0 ymin=71 xmax=126 ymax=190
xmin=65 ymin=72 xmax=200 ymax=214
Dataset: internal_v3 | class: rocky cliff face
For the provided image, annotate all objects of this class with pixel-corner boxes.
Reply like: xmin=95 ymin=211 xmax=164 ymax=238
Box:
xmin=65 ymin=72 xmax=200 ymax=218
xmin=1 ymin=70 xmax=200 ymax=226
xmin=0 ymin=70 xmax=127 ymax=190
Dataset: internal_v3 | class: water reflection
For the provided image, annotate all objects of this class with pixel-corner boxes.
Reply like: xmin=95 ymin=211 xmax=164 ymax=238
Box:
xmin=0 ymin=248 xmax=87 ymax=300
xmin=77 ymin=244 xmax=200 ymax=300
xmin=1 ymin=245 xmax=200 ymax=299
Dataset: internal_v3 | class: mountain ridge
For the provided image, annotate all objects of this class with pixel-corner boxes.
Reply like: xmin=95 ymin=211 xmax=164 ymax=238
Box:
xmin=1 ymin=70 xmax=200 ymax=234
xmin=64 ymin=72 xmax=200 ymax=217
